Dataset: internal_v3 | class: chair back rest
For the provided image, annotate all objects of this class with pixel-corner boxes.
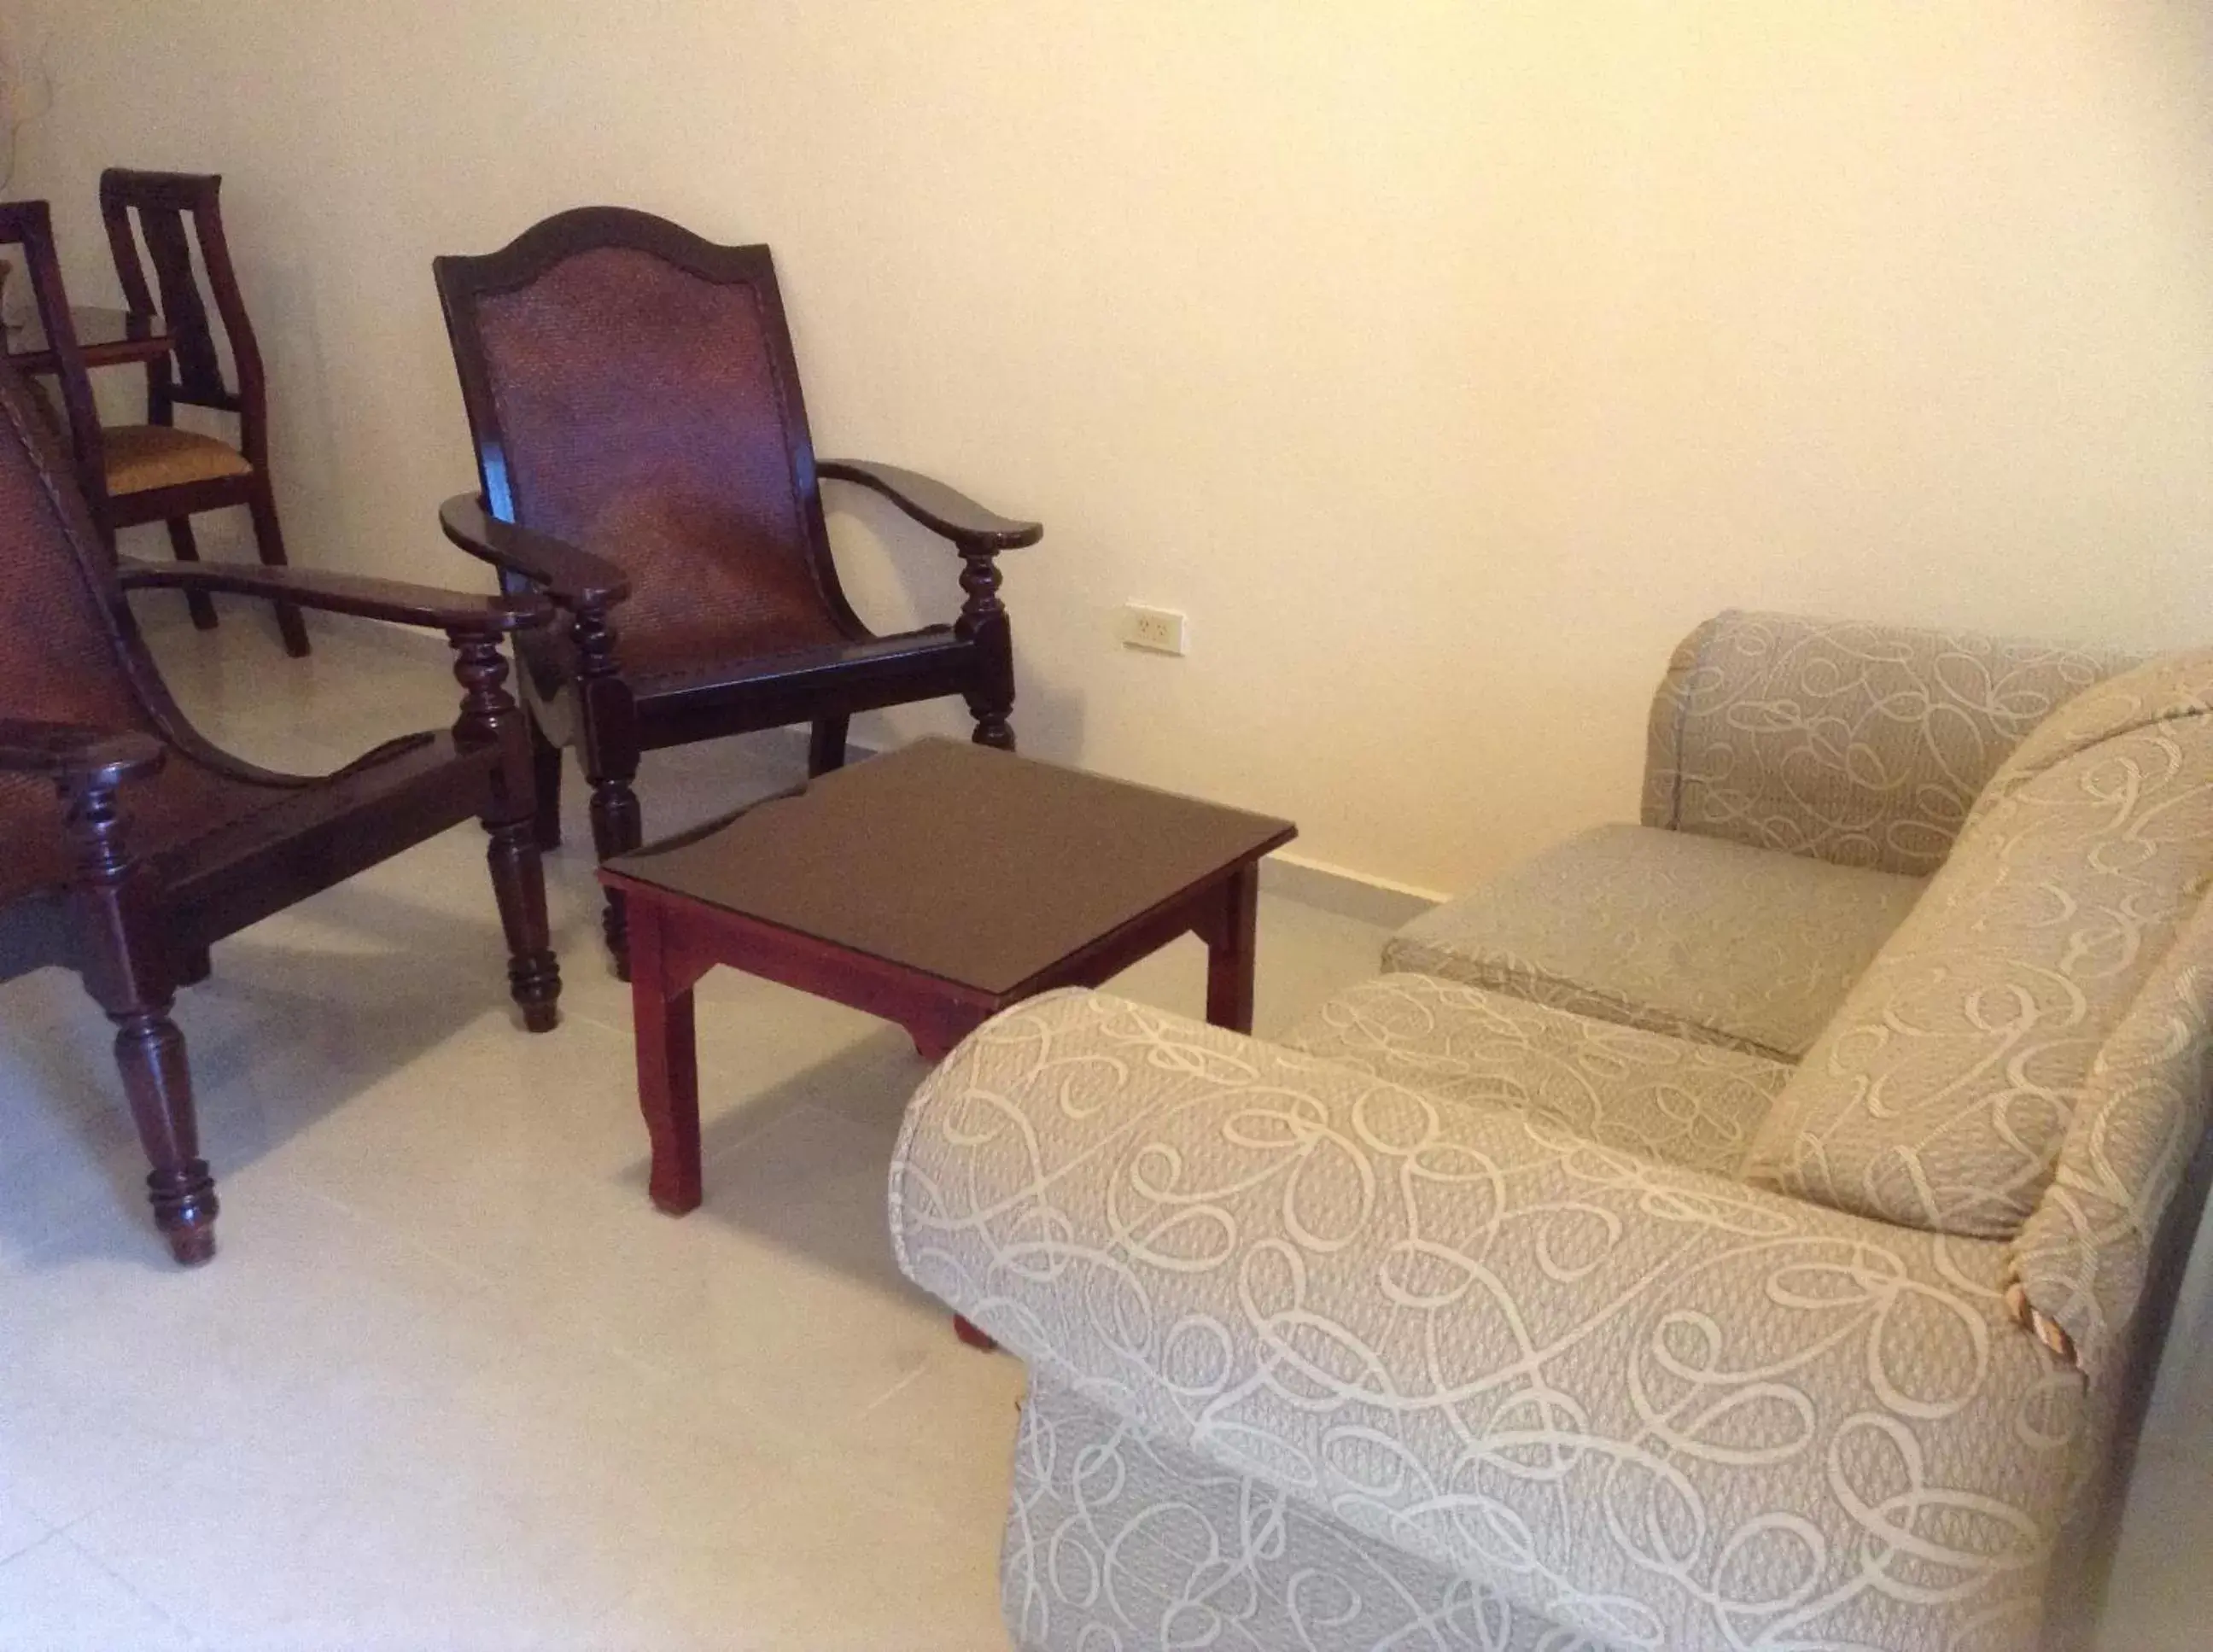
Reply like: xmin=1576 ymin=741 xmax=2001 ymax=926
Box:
xmin=0 ymin=355 xmax=154 ymax=736
xmin=435 ymin=207 xmax=853 ymax=666
xmin=98 ymin=169 xmax=266 ymax=464
xmin=0 ymin=199 xmax=108 ymax=524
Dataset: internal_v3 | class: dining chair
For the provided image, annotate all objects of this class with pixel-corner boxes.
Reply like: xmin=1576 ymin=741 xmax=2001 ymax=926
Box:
xmin=433 ymin=205 xmax=1042 ymax=979
xmin=94 ymin=168 xmax=309 ymax=655
xmin=0 ymin=351 xmax=562 ymax=1264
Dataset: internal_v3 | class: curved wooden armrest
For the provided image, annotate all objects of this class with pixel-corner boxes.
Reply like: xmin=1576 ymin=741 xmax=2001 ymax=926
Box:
xmin=118 ymin=557 xmax=552 ymax=635
xmin=816 ymin=459 xmax=1042 ymax=552
xmin=0 ymin=719 xmax=166 ymax=787
xmin=439 ymin=495 xmax=632 ymax=609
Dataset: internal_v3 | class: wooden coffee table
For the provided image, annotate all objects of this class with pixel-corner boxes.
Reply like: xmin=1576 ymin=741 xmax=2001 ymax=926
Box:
xmin=599 ymin=738 xmax=1297 ymax=1221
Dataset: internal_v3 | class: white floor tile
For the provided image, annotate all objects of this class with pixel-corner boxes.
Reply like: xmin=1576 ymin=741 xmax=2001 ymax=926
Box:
xmin=0 ymin=1534 xmax=200 ymax=1652
xmin=1 ymin=610 xmax=1391 ymax=1649
xmin=0 ymin=1489 xmax=50 ymax=1569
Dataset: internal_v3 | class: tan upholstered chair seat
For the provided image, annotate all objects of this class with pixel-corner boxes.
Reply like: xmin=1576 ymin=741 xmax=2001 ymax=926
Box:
xmin=102 ymin=424 xmax=253 ymax=496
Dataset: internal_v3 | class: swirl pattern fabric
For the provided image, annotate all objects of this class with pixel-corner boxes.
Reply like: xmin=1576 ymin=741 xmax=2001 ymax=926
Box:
xmin=1004 ymin=1376 xmax=1584 ymax=1652
xmin=892 ymin=990 xmax=2081 ymax=1652
xmin=1642 ymin=611 xmax=2134 ymax=878
xmin=1961 ymin=647 xmax=2213 ymax=838
xmin=2009 ymin=897 xmax=2213 ymax=1380
xmin=1385 ymin=825 xmax=1924 ymax=1061
xmin=1280 ymin=972 xmax=1790 ymax=1177
xmin=1744 ymin=711 xmax=2213 ymax=1240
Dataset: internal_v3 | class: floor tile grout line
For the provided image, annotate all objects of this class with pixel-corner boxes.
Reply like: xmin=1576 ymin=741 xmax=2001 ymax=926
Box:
xmin=852 ymin=1355 xmax=936 ymax=1421
xmin=48 ymin=1526 xmax=213 ymax=1650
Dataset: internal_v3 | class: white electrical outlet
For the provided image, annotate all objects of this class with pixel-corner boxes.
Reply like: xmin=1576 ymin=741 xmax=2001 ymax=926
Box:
xmin=1121 ymin=604 xmax=1188 ymax=656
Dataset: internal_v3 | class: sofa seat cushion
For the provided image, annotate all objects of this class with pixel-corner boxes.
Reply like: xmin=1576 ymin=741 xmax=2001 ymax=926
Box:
xmin=1283 ymin=972 xmax=1793 ymax=1176
xmin=1384 ymin=823 xmax=1925 ymax=1060
xmin=1746 ymin=662 xmax=2213 ymax=1240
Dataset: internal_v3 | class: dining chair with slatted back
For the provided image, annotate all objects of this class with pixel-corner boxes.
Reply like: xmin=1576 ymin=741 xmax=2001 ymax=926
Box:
xmin=433 ymin=205 xmax=1042 ymax=979
xmin=98 ymin=167 xmax=308 ymax=655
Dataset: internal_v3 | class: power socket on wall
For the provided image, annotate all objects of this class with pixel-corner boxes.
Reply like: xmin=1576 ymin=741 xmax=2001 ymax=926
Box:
xmin=1121 ymin=603 xmax=1188 ymax=656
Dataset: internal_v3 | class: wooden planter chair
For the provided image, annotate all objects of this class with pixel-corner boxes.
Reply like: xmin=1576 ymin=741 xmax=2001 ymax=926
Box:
xmin=432 ymin=206 xmax=1042 ymax=978
xmin=0 ymin=356 xmax=561 ymax=1264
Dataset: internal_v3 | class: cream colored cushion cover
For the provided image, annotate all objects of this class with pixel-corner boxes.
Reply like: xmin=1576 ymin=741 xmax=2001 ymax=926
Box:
xmin=2011 ymin=895 xmax=2213 ymax=1378
xmin=894 ymin=989 xmax=2080 ymax=1652
xmin=1387 ymin=824 xmax=1923 ymax=1060
xmin=1643 ymin=610 xmax=2132 ymax=877
xmin=1004 ymin=1375 xmax=1572 ymax=1652
xmin=1282 ymin=970 xmax=1790 ymax=1176
xmin=1745 ymin=652 xmax=2213 ymax=1239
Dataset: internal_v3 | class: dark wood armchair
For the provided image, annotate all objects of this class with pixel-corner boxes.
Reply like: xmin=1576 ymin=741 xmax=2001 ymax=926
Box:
xmin=432 ymin=206 xmax=1042 ymax=978
xmin=0 ymin=356 xmax=562 ymax=1265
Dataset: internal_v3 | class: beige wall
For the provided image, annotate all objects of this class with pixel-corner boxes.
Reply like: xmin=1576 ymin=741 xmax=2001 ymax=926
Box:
xmin=15 ymin=2 xmax=2213 ymax=895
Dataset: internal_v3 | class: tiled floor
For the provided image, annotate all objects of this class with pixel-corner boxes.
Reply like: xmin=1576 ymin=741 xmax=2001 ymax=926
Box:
xmin=4 ymin=598 xmax=2211 ymax=1649
xmin=0 ymin=598 xmax=1391 ymax=1650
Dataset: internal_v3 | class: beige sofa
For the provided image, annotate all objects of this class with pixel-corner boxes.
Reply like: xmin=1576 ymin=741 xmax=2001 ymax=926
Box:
xmin=891 ymin=611 xmax=2213 ymax=1652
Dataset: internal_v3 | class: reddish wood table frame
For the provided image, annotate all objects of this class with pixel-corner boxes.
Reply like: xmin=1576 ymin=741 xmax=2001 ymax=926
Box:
xmin=598 ymin=739 xmax=1295 ymax=1224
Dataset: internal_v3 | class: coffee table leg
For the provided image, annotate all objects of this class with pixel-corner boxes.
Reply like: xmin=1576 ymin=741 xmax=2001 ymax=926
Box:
xmin=953 ymin=1315 xmax=998 ymax=1351
xmin=1202 ymin=861 xmax=1261 ymax=1034
xmin=909 ymin=1005 xmax=991 ymax=1065
xmin=629 ymin=900 xmax=704 ymax=1215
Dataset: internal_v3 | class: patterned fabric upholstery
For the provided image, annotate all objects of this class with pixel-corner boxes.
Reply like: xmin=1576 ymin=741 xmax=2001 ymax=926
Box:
xmin=1744 ymin=703 xmax=2213 ymax=1240
xmin=1281 ymin=971 xmax=1790 ymax=1176
xmin=1643 ymin=610 xmax=2134 ymax=878
xmin=893 ymin=990 xmax=2082 ymax=1652
xmin=1384 ymin=824 xmax=1924 ymax=1060
xmin=2010 ymin=896 xmax=2213 ymax=1380
xmin=1005 ymin=1375 xmax=1577 ymax=1652
xmin=470 ymin=244 xmax=846 ymax=680
xmin=1962 ymin=645 xmax=2213 ymax=837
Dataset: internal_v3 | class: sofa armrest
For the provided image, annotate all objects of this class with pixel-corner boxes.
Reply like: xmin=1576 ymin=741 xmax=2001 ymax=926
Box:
xmin=893 ymin=988 xmax=2081 ymax=1652
xmin=2010 ymin=896 xmax=2213 ymax=1381
xmin=1643 ymin=610 xmax=2134 ymax=877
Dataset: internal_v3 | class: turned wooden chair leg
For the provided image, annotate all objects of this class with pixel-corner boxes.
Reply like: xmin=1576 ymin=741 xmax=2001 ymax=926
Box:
xmin=483 ymin=817 xmax=562 ymax=1032
xmin=450 ymin=631 xmax=561 ymax=1030
xmin=243 ymin=475 xmax=311 ymax=658
xmin=109 ymin=1001 xmax=219 ymax=1264
xmin=587 ymin=772 xmax=643 ymax=981
xmin=528 ymin=717 xmax=564 ymax=851
xmin=163 ymin=517 xmax=220 ymax=631
xmin=65 ymin=765 xmax=216 ymax=1262
xmin=808 ymin=714 xmax=849 ymax=778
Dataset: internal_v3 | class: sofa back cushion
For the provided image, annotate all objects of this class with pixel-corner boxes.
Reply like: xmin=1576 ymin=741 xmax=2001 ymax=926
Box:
xmin=1744 ymin=651 xmax=2213 ymax=1238
xmin=1644 ymin=610 xmax=2133 ymax=877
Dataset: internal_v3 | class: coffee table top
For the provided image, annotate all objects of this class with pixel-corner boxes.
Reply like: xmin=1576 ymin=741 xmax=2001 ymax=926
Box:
xmin=604 ymin=738 xmax=1296 ymax=996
